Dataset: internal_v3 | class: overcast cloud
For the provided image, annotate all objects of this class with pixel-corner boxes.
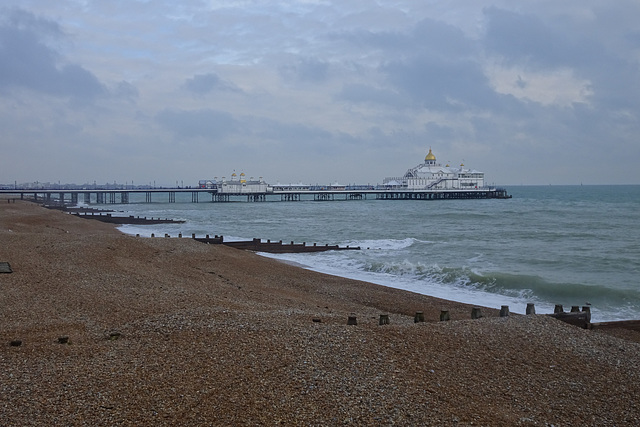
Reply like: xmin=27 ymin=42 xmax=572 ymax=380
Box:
xmin=1 ymin=1 xmax=639 ymax=186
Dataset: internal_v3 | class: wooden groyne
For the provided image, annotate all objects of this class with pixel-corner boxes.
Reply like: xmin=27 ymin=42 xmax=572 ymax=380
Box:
xmin=43 ymin=204 xmax=115 ymax=213
xmin=72 ymin=212 xmax=185 ymax=225
xmin=188 ymin=234 xmax=359 ymax=253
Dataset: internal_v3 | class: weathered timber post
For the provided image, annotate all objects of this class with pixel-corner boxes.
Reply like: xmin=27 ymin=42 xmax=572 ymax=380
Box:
xmin=379 ymin=314 xmax=390 ymax=325
xmin=178 ymin=233 xmax=182 ymax=238
xmin=192 ymin=233 xmax=196 ymax=239
xmin=347 ymin=314 xmax=357 ymax=325
xmin=10 ymin=340 xmax=22 ymax=347
xmin=440 ymin=310 xmax=450 ymax=321
xmin=151 ymin=233 xmax=155 ymax=238
xmin=582 ymin=306 xmax=591 ymax=322
xmin=500 ymin=305 xmax=510 ymax=317
xmin=571 ymin=306 xmax=580 ymax=313
xmin=526 ymin=303 xmax=536 ymax=315
xmin=165 ymin=234 xmax=170 ymax=238
xmin=554 ymin=304 xmax=564 ymax=314
xmin=414 ymin=311 xmax=425 ymax=323
xmin=471 ymin=307 xmax=483 ymax=319
xmin=58 ymin=336 xmax=69 ymax=344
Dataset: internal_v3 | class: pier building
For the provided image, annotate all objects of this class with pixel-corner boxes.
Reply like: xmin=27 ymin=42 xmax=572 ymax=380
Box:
xmin=218 ymin=174 xmax=268 ymax=194
xmin=383 ymin=149 xmax=484 ymax=190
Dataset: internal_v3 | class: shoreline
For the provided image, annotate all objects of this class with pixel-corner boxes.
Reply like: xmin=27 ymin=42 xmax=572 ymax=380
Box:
xmin=2 ymin=199 xmax=640 ymax=425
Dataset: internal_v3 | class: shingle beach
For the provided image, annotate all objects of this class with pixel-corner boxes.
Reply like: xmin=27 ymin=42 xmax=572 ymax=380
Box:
xmin=1 ymin=199 xmax=639 ymax=426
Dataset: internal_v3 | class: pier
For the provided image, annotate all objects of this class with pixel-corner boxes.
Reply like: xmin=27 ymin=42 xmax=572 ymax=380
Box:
xmin=0 ymin=187 xmax=511 ymax=204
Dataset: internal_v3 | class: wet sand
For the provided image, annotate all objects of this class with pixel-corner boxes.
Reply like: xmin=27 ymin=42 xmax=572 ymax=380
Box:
xmin=1 ymin=199 xmax=639 ymax=425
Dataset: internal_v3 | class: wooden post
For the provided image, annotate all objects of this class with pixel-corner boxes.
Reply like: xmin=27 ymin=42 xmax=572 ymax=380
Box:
xmin=414 ymin=311 xmax=425 ymax=323
xmin=379 ymin=314 xmax=390 ymax=325
xmin=471 ymin=307 xmax=483 ymax=319
xmin=347 ymin=315 xmax=357 ymax=325
xmin=582 ymin=306 xmax=591 ymax=322
xmin=500 ymin=305 xmax=510 ymax=317
xmin=526 ymin=303 xmax=536 ymax=315
xmin=192 ymin=233 xmax=196 ymax=239
xmin=554 ymin=304 xmax=564 ymax=314
xmin=440 ymin=310 xmax=450 ymax=321
xmin=151 ymin=233 xmax=155 ymax=238
xmin=571 ymin=306 xmax=580 ymax=313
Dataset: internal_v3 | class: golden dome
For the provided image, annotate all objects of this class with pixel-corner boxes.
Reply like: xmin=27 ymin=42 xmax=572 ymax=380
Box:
xmin=425 ymin=148 xmax=436 ymax=161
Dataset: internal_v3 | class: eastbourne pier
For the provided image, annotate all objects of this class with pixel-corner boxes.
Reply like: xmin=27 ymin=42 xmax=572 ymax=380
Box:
xmin=0 ymin=149 xmax=511 ymax=204
xmin=0 ymin=185 xmax=511 ymax=204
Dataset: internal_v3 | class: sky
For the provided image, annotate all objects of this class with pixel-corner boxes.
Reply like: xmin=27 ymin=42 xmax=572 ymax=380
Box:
xmin=1 ymin=1 xmax=639 ymax=187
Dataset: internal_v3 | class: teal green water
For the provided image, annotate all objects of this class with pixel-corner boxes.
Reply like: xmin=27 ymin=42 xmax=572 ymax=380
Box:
xmin=114 ymin=185 xmax=640 ymax=322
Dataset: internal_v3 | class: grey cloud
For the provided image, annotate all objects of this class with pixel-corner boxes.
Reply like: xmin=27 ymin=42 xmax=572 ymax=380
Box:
xmin=2 ymin=2 xmax=640 ymax=185
xmin=482 ymin=7 xmax=593 ymax=69
xmin=382 ymin=56 xmax=499 ymax=111
xmin=183 ymin=73 xmax=241 ymax=95
xmin=335 ymin=17 xmax=474 ymax=60
xmin=336 ymin=83 xmax=408 ymax=109
xmin=114 ymin=81 xmax=139 ymax=101
xmin=0 ymin=8 xmax=105 ymax=101
xmin=155 ymin=108 xmax=237 ymax=140
xmin=254 ymin=119 xmax=334 ymax=150
xmin=483 ymin=7 xmax=640 ymax=110
xmin=335 ymin=18 xmax=502 ymax=111
xmin=279 ymin=57 xmax=329 ymax=84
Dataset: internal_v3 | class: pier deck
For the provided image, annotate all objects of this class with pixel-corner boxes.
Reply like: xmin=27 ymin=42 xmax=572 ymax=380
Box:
xmin=1 ymin=187 xmax=511 ymax=204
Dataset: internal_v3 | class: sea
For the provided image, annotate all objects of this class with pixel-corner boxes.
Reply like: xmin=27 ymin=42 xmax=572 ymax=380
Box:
xmin=103 ymin=185 xmax=640 ymax=323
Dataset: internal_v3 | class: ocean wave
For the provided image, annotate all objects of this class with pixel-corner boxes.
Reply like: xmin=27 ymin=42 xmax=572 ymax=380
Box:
xmin=345 ymin=237 xmax=428 ymax=251
xmin=460 ymin=271 xmax=640 ymax=314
